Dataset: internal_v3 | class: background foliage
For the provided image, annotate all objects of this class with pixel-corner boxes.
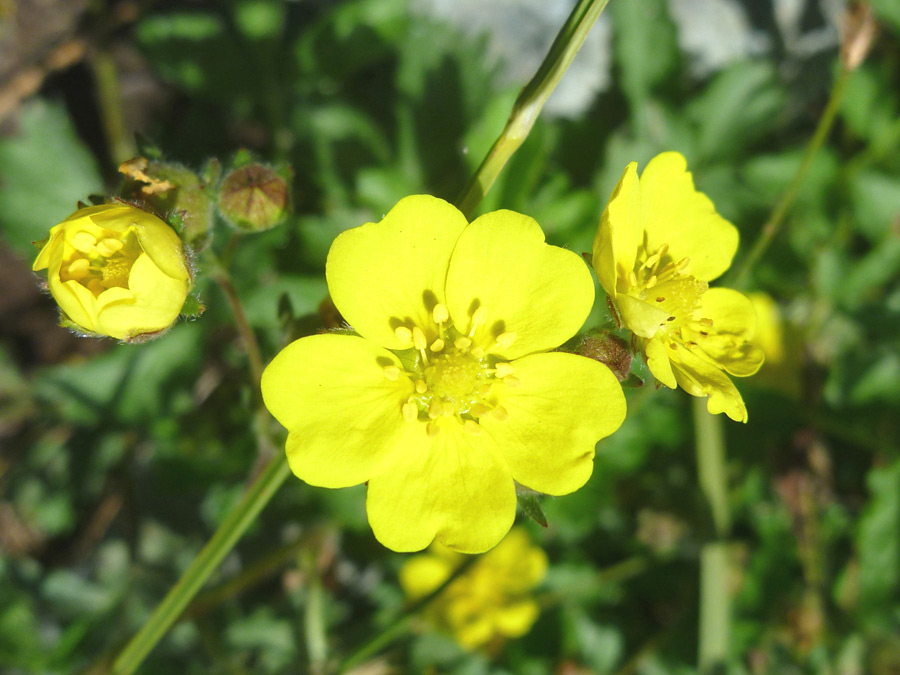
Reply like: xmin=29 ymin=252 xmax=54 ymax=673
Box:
xmin=1 ymin=0 xmax=900 ymax=672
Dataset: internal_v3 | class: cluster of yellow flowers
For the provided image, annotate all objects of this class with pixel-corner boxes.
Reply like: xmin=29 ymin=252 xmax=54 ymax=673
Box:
xmin=33 ymin=152 xmax=763 ymax=560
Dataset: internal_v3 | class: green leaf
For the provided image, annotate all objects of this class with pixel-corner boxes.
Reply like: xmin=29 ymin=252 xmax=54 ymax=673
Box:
xmin=0 ymin=100 xmax=103 ymax=258
xmin=857 ymin=459 xmax=900 ymax=622
xmin=612 ymin=0 xmax=678 ymax=110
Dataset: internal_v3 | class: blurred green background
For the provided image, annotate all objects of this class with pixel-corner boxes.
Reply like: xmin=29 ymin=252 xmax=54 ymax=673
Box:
xmin=2 ymin=0 xmax=900 ymax=672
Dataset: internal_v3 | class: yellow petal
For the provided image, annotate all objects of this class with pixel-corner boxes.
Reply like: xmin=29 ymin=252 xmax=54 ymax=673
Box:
xmin=33 ymin=225 xmax=64 ymax=271
xmin=669 ymin=346 xmax=749 ymax=422
xmin=399 ymin=556 xmax=453 ymax=599
xmin=690 ymin=288 xmax=764 ymax=377
xmin=51 ymin=278 xmax=100 ymax=333
xmin=493 ymin=600 xmax=540 ymax=637
xmin=366 ymin=421 xmax=516 ymax=553
xmin=480 ymin=352 xmax=626 ymax=495
xmin=86 ymin=206 xmax=188 ymax=282
xmin=644 ymin=335 xmax=677 ymax=389
xmin=617 ymin=293 xmax=671 ymax=339
xmin=326 ymin=195 xmax=467 ymax=350
xmin=592 ymin=161 xmax=641 ymax=298
xmin=639 ymin=152 xmax=738 ymax=282
xmin=95 ymin=254 xmax=188 ymax=338
xmin=261 ymin=334 xmax=414 ymax=487
xmin=445 ymin=209 xmax=594 ymax=360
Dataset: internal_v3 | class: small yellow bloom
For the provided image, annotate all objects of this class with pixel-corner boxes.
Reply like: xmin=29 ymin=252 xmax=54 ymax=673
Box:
xmin=399 ymin=528 xmax=547 ymax=650
xmin=592 ymin=152 xmax=763 ymax=422
xmin=747 ymin=292 xmax=801 ymax=397
xmin=33 ymin=204 xmax=191 ymax=341
xmin=262 ymin=195 xmax=626 ymax=553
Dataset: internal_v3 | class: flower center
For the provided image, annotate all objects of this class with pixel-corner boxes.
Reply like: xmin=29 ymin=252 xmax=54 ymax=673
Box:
xmin=384 ymin=303 xmax=518 ymax=436
xmin=626 ymin=243 xmax=707 ymax=328
xmin=60 ymin=229 xmax=140 ymax=297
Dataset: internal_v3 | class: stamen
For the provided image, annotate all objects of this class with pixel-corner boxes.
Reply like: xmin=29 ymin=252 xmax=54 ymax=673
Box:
xmin=470 ymin=347 xmax=485 ymax=359
xmin=454 ymin=336 xmax=472 ymax=352
xmin=71 ymin=231 xmax=97 ymax=253
xmin=428 ymin=400 xmax=444 ymax=419
xmin=382 ymin=365 xmax=400 ymax=381
xmin=463 ymin=420 xmax=481 ymax=436
xmin=395 ymin=326 xmax=413 ymax=344
xmin=402 ymin=401 xmax=418 ymax=423
xmin=699 ymin=318 xmax=714 ymax=327
xmin=432 ymin=303 xmax=449 ymax=324
xmin=66 ymin=258 xmax=91 ymax=279
xmin=415 ymin=379 xmax=427 ymax=394
xmin=643 ymin=251 xmax=661 ymax=270
xmin=96 ymin=238 xmax=124 ymax=257
xmin=628 ymin=270 xmax=639 ymax=287
xmin=503 ymin=376 xmax=521 ymax=388
xmin=646 ymin=274 xmax=658 ymax=288
xmin=495 ymin=362 xmax=515 ymax=378
xmin=468 ymin=306 xmax=488 ymax=337
xmin=470 ymin=403 xmax=492 ymax=417
xmin=430 ymin=338 xmax=445 ymax=352
xmin=491 ymin=405 xmax=509 ymax=421
xmin=495 ymin=331 xmax=517 ymax=349
xmin=477 ymin=383 xmax=492 ymax=397
xmin=412 ymin=326 xmax=427 ymax=352
xmin=426 ymin=422 xmax=440 ymax=437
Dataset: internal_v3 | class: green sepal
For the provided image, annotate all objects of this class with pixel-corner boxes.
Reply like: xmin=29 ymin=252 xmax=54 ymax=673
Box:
xmin=201 ymin=157 xmax=221 ymax=188
xmin=32 ymin=237 xmax=49 ymax=250
xmin=517 ymin=491 xmax=548 ymax=528
xmin=180 ymin=295 xmax=205 ymax=319
xmin=621 ymin=373 xmax=644 ymax=388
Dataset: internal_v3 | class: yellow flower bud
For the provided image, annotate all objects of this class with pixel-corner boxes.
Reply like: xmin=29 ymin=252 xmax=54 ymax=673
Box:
xmin=32 ymin=204 xmax=192 ymax=341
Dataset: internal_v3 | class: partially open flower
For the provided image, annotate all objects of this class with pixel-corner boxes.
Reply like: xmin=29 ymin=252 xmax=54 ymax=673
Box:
xmin=400 ymin=528 xmax=547 ymax=650
xmin=32 ymin=204 xmax=192 ymax=341
xmin=592 ymin=152 xmax=763 ymax=421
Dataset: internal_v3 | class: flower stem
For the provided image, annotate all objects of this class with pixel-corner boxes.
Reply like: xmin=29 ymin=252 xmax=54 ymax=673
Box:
xmin=211 ymin=262 xmax=266 ymax=390
xmin=731 ymin=65 xmax=852 ymax=287
xmin=90 ymin=48 xmax=137 ymax=166
xmin=693 ymin=397 xmax=730 ymax=671
xmin=110 ymin=452 xmax=291 ymax=675
xmin=455 ymin=0 xmax=611 ymax=217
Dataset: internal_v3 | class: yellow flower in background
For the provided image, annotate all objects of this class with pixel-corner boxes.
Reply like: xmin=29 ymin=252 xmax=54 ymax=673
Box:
xmin=262 ymin=195 xmax=626 ymax=553
xmin=592 ymin=152 xmax=763 ymax=422
xmin=747 ymin=292 xmax=802 ymax=397
xmin=400 ymin=528 xmax=547 ymax=650
xmin=33 ymin=204 xmax=191 ymax=341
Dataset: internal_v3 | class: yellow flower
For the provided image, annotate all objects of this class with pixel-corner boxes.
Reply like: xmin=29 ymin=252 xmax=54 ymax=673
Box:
xmin=262 ymin=195 xmax=626 ymax=553
xmin=33 ymin=204 xmax=191 ymax=341
xmin=592 ymin=152 xmax=763 ymax=422
xmin=747 ymin=292 xmax=802 ymax=397
xmin=399 ymin=527 xmax=547 ymax=650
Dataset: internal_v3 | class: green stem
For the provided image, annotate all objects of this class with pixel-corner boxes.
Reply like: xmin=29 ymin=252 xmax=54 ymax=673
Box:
xmin=693 ymin=397 xmax=730 ymax=671
xmin=339 ymin=556 xmax=479 ymax=671
xmin=731 ymin=65 xmax=852 ymax=287
xmin=90 ymin=49 xmax=136 ymax=165
xmin=211 ymin=261 xmax=266 ymax=390
xmin=302 ymin=549 xmax=328 ymax=674
xmin=111 ymin=453 xmax=291 ymax=674
xmin=455 ymin=0 xmax=611 ymax=217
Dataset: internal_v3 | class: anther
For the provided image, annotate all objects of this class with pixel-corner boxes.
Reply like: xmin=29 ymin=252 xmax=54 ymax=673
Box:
xmin=71 ymin=231 xmax=97 ymax=253
xmin=495 ymin=362 xmax=515 ymax=378
xmin=655 ymin=297 xmax=665 ymax=303
xmin=402 ymin=401 xmax=418 ymax=423
xmin=412 ymin=326 xmax=428 ymax=352
xmin=470 ymin=347 xmax=485 ymax=359
xmin=454 ymin=336 xmax=472 ymax=352
xmin=470 ymin=403 xmax=492 ymax=417
xmin=428 ymin=400 xmax=444 ymax=419
xmin=491 ymin=405 xmax=508 ymax=421
xmin=503 ymin=376 xmax=521 ymax=388
xmin=382 ymin=365 xmax=400 ymax=381
xmin=628 ymin=270 xmax=639 ymax=287
xmin=66 ymin=258 xmax=91 ymax=279
xmin=495 ymin=331 xmax=517 ymax=349
xmin=432 ymin=303 xmax=449 ymax=325
xmin=699 ymin=318 xmax=714 ymax=327
xmin=96 ymin=238 xmax=124 ymax=257
xmin=395 ymin=326 xmax=413 ymax=344
xmin=415 ymin=379 xmax=427 ymax=394
xmin=643 ymin=252 xmax=661 ymax=270
xmin=463 ymin=420 xmax=482 ymax=436
xmin=426 ymin=422 xmax=440 ymax=437
xmin=430 ymin=338 xmax=445 ymax=352
xmin=646 ymin=274 xmax=658 ymax=288
xmin=477 ymin=384 xmax=492 ymax=398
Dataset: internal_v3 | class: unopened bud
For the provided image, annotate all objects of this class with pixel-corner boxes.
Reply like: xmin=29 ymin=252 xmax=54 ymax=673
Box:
xmin=218 ymin=163 xmax=290 ymax=232
xmin=840 ymin=3 xmax=877 ymax=71
xmin=575 ymin=332 xmax=632 ymax=382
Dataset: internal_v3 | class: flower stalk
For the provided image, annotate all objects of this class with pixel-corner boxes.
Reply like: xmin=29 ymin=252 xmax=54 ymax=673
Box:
xmin=110 ymin=452 xmax=291 ymax=675
xmin=456 ymin=0 xmax=611 ymax=217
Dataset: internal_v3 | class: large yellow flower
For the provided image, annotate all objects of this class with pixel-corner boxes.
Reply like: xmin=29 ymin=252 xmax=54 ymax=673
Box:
xmin=33 ymin=204 xmax=191 ymax=341
xmin=399 ymin=527 xmax=547 ymax=650
xmin=262 ymin=195 xmax=626 ymax=553
xmin=592 ymin=152 xmax=763 ymax=422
